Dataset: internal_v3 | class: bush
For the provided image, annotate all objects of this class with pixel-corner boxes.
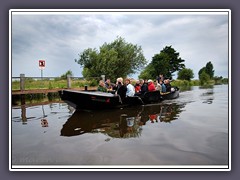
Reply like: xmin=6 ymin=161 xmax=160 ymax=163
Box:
xmin=177 ymin=68 xmax=194 ymax=81
xmin=199 ymin=71 xmax=210 ymax=85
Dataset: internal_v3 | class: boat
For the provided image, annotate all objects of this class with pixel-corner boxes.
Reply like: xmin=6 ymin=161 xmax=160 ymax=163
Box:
xmin=58 ymin=89 xmax=143 ymax=110
xmin=160 ymin=86 xmax=180 ymax=100
xmin=58 ymin=87 xmax=179 ymax=110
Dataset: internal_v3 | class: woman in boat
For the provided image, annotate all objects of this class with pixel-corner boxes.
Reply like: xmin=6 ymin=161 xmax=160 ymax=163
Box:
xmin=115 ymin=77 xmax=127 ymax=101
xmin=125 ymin=78 xmax=135 ymax=97
xmin=134 ymin=80 xmax=141 ymax=93
xmin=97 ymin=80 xmax=108 ymax=92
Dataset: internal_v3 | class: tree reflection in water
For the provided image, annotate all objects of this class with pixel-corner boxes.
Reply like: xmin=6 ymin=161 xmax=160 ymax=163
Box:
xmin=60 ymin=103 xmax=185 ymax=139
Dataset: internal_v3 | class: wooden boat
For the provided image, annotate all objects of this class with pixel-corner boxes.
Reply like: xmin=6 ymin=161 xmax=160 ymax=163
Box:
xmin=58 ymin=87 xmax=179 ymax=110
xmin=58 ymin=89 xmax=143 ymax=110
xmin=160 ymin=87 xmax=180 ymax=100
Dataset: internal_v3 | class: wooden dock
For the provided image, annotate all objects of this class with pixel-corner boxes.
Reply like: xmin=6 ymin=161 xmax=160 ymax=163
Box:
xmin=12 ymin=87 xmax=97 ymax=95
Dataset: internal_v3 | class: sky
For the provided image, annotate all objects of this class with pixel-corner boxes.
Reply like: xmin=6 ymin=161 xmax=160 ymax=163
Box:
xmin=11 ymin=10 xmax=230 ymax=79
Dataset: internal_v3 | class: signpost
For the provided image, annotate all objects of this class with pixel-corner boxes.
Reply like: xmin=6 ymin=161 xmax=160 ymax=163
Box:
xmin=39 ymin=60 xmax=45 ymax=79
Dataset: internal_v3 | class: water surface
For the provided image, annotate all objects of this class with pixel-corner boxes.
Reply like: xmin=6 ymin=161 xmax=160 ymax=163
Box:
xmin=11 ymin=85 xmax=229 ymax=167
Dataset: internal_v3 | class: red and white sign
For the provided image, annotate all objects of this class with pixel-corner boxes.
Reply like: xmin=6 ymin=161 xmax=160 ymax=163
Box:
xmin=39 ymin=60 xmax=46 ymax=70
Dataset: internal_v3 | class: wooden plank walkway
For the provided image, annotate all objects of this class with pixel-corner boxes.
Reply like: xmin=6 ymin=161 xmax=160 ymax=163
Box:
xmin=12 ymin=87 xmax=97 ymax=95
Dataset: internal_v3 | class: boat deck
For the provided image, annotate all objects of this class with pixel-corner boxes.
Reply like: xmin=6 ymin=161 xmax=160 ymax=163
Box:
xmin=62 ymin=89 xmax=117 ymax=97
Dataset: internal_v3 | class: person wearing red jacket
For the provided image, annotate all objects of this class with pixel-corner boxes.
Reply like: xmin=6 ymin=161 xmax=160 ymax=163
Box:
xmin=147 ymin=79 xmax=156 ymax=92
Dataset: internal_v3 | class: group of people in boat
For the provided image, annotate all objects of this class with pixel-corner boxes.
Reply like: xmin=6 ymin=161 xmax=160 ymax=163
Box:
xmin=97 ymin=74 xmax=174 ymax=99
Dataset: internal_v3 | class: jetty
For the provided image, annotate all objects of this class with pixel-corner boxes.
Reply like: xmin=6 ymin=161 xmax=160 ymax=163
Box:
xmin=12 ymin=87 xmax=96 ymax=95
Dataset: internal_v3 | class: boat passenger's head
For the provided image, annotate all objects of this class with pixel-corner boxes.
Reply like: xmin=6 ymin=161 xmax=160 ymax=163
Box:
xmin=125 ymin=78 xmax=131 ymax=85
xmin=116 ymin=77 xmax=123 ymax=84
xmin=99 ymin=80 xmax=105 ymax=87
xmin=148 ymin=79 xmax=153 ymax=84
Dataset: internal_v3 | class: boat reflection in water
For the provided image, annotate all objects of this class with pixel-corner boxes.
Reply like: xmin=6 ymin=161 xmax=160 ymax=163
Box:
xmin=60 ymin=103 xmax=185 ymax=138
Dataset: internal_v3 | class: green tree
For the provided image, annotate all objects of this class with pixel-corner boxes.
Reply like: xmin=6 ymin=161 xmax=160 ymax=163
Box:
xmin=139 ymin=46 xmax=185 ymax=79
xmin=177 ymin=68 xmax=194 ymax=81
xmin=205 ymin=61 xmax=214 ymax=79
xmin=198 ymin=61 xmax=214 ymax=80
xmin=60 ymin=70 xmax=73 ymax=79
xmin=138 ymin=64 xmax=155 ymax=80
xmin=199 ymin=71 xmax=210 ymax=85
xmin=198 ymin=67 xmax=206 ymax=79
xmin=75 ymin=37 xmax=146 ymax=81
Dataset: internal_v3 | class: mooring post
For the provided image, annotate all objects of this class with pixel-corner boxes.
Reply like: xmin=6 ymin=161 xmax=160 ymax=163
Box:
xmin=67 ymin=74 xmax=71 ymax=89
xmin=101 ymin=75 xmax=105 ymax=82
xmin=20 ymin=74 xmax=25 ymax=91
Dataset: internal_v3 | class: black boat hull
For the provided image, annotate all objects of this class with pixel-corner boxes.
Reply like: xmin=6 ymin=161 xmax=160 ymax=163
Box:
xmin=59 ymin=90 xmax=144 ymax=110
xmin=59 ymin=88 xmax=179 ymax=110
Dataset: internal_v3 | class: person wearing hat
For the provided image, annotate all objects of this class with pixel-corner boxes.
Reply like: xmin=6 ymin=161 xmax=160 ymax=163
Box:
xmin=147 ymin=79 xmax=156 ymax=92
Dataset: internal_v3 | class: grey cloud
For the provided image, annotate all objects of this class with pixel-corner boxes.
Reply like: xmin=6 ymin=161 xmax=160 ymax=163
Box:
xmin=11 ymin=11 xmax=229 ymax=78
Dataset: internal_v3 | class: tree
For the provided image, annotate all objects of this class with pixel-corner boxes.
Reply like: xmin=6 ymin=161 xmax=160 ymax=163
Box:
xmin=198 ymin=67 xmax=206 ymax=79
xmin=75 ymin=37 xmax=146 ymax=81
xmin=198 ymin=61 xmax=214 ymax=80
xmin=199 ymin=71 xmax=210 ymax=85
xmin=205 ymin=61 xmax=214 ymax=79
xmin=138 ymin=64 xmax=155 ymax=80
xmin=60 ymin=70 xmax=73 ymax=79
xmin=139 ymin=46 xmax=185 ymax=79
xmin=177 ymin=68 xmax=194 ymax=81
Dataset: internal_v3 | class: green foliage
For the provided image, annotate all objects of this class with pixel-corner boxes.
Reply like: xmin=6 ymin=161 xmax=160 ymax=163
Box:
xmin=75 ymin=36 xmax=147 ymax=80
xmin=213 ymin=76 xmax=228 ymax=85
xmin=222 ymin=78 xmax=228 ymax=84
xmin=171 ymin=79 xmax=200 ymax=91
xmin=12 ymin=78 xmax=100 ymax=90
xmin=139 ymin=46 xmax=185 ymax=79
xmin=60 ymin=70 xmax=73 ymax=79
xmin=199 ymin=71 xmax=210 ymax=85
xmin=88 ymin=79 xmax=98 ymax=87
xmin=177 ymin=68 xmax=194 ymax=81
xmin=198 ymin=67 xmax=206 ymax=79
xmin=198 ymin=61 xmax=214 ymax=80
xmin=138 ymin=64 xmax=155 ymax=80
xmin=205 ymin=61 xmax=214 ymax=79
xmin=213 ymin=76 xmax=223 ymax=85
xmin=48 ymin=82 xmax=53 ymax=89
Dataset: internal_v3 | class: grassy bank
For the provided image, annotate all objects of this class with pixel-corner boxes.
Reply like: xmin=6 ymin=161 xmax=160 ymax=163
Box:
xmin=12 ymin=77 xmax=228 ymax=91
xmin=171 ymin=79 xmax=228 ymax=91
xmin=12 ymin=78 xmax=99 ymax=90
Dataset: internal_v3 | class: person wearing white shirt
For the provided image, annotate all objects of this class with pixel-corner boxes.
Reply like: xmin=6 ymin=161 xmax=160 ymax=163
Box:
xmin=125 ymin=78 xmax=135 ymax=97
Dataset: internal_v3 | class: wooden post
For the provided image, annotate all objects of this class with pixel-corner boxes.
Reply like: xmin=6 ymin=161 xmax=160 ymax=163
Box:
xmin=20 ymin=74 xmax=25 ymax=91
xmin=101 ymin=75 xmax=105 ymax=82
xmin=67 ymin=74 xmax=71 ymax=89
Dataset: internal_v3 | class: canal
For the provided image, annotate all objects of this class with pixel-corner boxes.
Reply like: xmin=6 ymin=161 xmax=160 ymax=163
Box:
xmin=11 ymin=85 xmax=229 ymax=168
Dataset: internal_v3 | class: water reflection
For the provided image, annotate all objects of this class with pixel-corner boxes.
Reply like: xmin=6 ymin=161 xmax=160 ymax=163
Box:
xmin=200 ymin=87 xmax=214 ymax=104
xmin=61 ymin=103 xmax=185 ymax=138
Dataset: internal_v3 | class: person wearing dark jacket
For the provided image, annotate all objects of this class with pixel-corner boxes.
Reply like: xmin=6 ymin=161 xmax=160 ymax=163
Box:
xmin=140 ymin=79 xmax=148 ymax=95
xmin=115 ymin=77 xmax=127 ymax=102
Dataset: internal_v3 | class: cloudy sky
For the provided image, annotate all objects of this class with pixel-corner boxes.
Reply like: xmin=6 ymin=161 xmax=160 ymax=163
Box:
xmin=11 ymin=10 xmax=229 ymax=79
